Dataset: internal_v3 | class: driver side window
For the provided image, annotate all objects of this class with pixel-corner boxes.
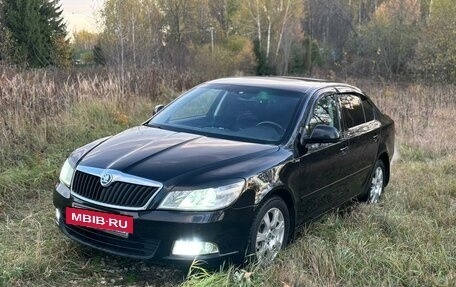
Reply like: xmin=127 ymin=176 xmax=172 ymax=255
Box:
xmin=307 ymin=94 xmax=341 ymax=136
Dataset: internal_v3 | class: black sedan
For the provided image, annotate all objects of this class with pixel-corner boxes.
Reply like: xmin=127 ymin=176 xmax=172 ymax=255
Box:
xmin=53 ymin=77 xmax=394 ymax=267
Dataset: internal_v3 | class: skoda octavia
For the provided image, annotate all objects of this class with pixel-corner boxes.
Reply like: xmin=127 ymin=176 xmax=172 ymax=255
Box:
xmin=53 ymin=77 xmax=394 ymax=267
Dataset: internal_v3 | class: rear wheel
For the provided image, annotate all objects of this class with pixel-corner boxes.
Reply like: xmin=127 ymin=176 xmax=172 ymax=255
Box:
xmin=366 ymin=160 xmax=386 ymax=203
xmin=247 ymin=196 xmax=290 ymax=263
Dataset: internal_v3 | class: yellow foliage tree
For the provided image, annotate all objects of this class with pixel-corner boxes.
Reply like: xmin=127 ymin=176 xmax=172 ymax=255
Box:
xmin=414 ymin=0 xmax=456 ymax=82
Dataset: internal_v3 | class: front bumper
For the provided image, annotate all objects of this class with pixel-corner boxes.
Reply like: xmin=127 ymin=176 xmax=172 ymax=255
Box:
xmin=53 ymin=183 xmax=255 ymax=267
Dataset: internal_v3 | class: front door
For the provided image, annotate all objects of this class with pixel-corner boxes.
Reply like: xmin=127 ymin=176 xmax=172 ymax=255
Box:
xmin=289 ymin=92 xmax=351 ymax=223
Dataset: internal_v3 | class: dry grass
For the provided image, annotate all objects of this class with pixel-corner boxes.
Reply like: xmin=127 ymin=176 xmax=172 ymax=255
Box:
xmin=354 ymin=79 xmax=456 ymax=156
xmin=1 ymin=68 xmax=454 ymax=169
xmin=0 ymin=67 xmax=455 ymax=286
xmin=0 ymin=96 xmax=185 ymax=287
xmin=184 ymin=156 xmax=456 ymax=287
xmin=0 ymin=66 xmax=193 ymax=169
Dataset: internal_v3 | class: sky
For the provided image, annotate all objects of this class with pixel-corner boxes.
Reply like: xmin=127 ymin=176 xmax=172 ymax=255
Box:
xmin=61 ymin=0 xmax=104 ymax=34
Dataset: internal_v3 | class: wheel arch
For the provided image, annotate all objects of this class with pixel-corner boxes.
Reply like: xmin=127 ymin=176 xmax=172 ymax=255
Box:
xmin=378 ymin=152 xmax=390 ymax=186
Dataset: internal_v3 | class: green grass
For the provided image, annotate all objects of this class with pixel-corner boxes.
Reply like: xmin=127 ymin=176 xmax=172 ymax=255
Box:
xmin=1 ymin=98 xmax=455 ymax=286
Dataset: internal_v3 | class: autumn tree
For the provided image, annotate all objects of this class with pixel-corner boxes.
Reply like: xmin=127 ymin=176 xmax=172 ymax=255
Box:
xmin=95 ymin=0 xmax=448 ymax=79
xmin=99 ymin=0 xmax=255 ymax=78
xmin=73 ymin=30 xmax=99 ymax=51
xmin=208 ymin=0 xmax=241 ymax=38
xmin=71 ymin=30 xmax=99 ymax=65
xmin=101 ymin=0 xmax=163 ymax=69
xmin=414 ymin=0 xmax=456 ymax=82
xmin=237 ymin=0 xmax=305 ymax=75
xmin=305 ymin=0 xmax=373 ymax=61
xmin=349 ymin=0 xmax=420 ymax=76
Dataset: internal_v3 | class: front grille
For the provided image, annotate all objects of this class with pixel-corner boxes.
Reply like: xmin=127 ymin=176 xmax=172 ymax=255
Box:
xmin=62 ymin=222 xmax=160 ymax=259
xmin=72 ymin=171 xmax=159 ymax=209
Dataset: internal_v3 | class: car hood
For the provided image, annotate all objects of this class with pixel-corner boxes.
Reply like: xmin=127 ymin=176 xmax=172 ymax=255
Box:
xmin=78 ymin=126 xmax=279 ymax=184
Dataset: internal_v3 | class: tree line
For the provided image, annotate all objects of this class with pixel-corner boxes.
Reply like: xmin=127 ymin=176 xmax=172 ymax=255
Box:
xmin=1 ymin=0 xmax=456 ymax=83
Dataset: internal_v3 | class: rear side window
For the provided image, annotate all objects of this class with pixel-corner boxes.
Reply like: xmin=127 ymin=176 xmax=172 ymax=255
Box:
xmin=340 ymin=94 xmax=365 ymax=128
xmin=363 ymin=99 xmax=375 ymax=122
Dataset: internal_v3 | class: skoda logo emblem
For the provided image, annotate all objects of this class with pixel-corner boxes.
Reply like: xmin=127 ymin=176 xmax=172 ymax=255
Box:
xmin=100 ymin=172 xmax=113 ymax=187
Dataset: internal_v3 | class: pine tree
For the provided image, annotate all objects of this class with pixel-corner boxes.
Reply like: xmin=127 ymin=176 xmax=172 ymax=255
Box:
xmin=2 ymin=0 xmax=69 ymax=68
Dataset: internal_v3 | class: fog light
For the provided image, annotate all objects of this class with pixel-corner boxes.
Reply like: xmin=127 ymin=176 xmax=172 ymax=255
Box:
xmin=55 ymin=208 xmax=61 ymax=224
xmin=172 ymin=239 xmax=219 ymax=256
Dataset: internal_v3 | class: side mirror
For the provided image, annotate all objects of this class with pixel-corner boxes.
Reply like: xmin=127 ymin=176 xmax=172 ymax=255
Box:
xmin=301 ymin=125 xmax=341 ymax=145
xmin=153 ymin=104 xmax=165 ymax=115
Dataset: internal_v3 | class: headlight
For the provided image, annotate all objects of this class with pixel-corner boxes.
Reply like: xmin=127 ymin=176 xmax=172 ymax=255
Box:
xmin=59 ymin=159 xmax=75 ymax=187
xmin=58 ymin=136 xmax=110 ymax=188
xmin=158 ymin=180 xmax=245 ymax=211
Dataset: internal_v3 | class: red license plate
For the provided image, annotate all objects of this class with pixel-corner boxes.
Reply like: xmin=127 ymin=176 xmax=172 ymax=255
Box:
xmin=66 ymin=207 xmax=134 ymax=234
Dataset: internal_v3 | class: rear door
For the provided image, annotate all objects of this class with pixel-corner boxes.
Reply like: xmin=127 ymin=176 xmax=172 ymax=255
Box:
xmin=338 ymin=93 xmax=381 ymax=198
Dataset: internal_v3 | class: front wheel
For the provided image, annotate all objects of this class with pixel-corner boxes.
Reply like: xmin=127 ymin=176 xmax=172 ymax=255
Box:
xmin=246 ymin=196 xmax=290 ymax=264
xmin=367 ymin=160 xmax=386 ymax=203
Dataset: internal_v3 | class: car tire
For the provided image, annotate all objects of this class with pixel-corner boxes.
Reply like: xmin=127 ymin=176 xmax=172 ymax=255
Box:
xmin=361 ymin=159 xmax=386 ymax=203
xmin=245 ymin=196 xmax=290 ymax=264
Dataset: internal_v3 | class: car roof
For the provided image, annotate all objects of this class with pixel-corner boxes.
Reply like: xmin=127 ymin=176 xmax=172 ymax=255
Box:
xmin=206 ymin=76 xmax=362 ymax=94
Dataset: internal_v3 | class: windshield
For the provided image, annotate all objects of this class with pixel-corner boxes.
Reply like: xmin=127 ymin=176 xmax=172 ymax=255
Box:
xmin=149 ymin=84 xmax=304 ymax=144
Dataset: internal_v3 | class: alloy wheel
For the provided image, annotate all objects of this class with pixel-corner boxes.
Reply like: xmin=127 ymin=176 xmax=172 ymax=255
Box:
xmin=369 ymin=166 xmax=384 ymax=203
xmin=255 ymin=207 xmax=285 ymax=262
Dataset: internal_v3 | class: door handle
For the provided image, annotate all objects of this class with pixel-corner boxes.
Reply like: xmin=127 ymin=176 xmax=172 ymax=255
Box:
xmin=340 ymin=146 xmax=349 ymax=155
xmin=372 ymin=135 xmax=379 ymax=142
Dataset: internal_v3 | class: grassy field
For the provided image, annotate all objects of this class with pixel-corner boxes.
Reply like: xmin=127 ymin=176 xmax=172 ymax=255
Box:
xmin=183 ymin=153 xmax=456 ymax=286
xmin=0 ymin=69 xmax=455 ymax=286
